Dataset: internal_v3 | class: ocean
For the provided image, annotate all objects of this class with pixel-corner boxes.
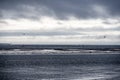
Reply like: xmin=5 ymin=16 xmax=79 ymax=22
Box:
xmin=0 ymin=45 xmax=120 ymax=80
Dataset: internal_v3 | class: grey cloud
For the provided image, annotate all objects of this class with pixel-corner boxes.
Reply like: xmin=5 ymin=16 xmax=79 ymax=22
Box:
xmin=0 ymin=0 xmax=54 ymax=20
xmin=70 ymin=26 xmax=120 ymax=32
xmin=111 ymin=27 xmax=120 ymax=31
xmin=0 ymin=26 xmax=120 ymax=37
xmin=0 ymin=30 xmax=84 ymax=36
xmin=95 ymin=0 xmax=120 ymax=16
xmin=103 ymin=20 xmax=120 ymax=25
xmin=0 ymin=0 xmax=120 ymax=20
xmin=0 ymin=20 xmax=7 ymax=24
xmin=0 ymin=30 xmax=119 ymax=40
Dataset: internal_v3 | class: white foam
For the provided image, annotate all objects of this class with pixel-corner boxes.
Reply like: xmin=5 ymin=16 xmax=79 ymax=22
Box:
xmin=0 ymin=49 xmax=120 ymax=55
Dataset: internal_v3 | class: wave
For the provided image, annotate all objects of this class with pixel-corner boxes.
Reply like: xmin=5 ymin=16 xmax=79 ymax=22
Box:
xmin=0 ymin=49 xmax=120 ymax=55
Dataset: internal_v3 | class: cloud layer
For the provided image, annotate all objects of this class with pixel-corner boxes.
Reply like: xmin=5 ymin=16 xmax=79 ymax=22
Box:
xmin=0 ymin=0 xmax=120 ymax=44
xmin=0 ymin=0 xmax=120 ymax=19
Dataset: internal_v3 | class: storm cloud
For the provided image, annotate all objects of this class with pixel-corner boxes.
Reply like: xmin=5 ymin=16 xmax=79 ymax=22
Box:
xmin=0 ymin=0 xmax=120 ymax=20
xmin=0 ymin=0 xmax=120 ymax=44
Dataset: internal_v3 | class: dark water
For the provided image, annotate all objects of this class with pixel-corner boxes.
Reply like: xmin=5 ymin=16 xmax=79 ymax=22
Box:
xmin=0 ymin=54 xmax=120 ymax=80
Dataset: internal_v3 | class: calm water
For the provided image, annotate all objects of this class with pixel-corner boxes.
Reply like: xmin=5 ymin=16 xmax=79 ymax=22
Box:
xmin=0 ymin=54 xmax=120 ymax=80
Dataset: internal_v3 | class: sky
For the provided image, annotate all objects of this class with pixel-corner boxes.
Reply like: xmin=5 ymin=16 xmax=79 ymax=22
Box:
xmin=0 ymin=0 xmax=120 ymax=45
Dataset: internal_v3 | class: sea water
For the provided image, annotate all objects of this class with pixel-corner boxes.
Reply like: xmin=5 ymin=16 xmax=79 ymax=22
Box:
xmin=0 ymin=53 xmax=120 ymax=80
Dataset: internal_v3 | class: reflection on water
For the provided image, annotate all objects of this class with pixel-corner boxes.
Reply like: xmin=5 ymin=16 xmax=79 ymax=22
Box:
xmin=0 ymin=54 xmax=120 ymax=80
xmin=0 ymin=64 xmax=120 ymax=80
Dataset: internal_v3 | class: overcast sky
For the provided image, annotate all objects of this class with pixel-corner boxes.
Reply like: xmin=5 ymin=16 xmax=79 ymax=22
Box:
xmin=0 ymin=0 xmax=120 ymax=45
